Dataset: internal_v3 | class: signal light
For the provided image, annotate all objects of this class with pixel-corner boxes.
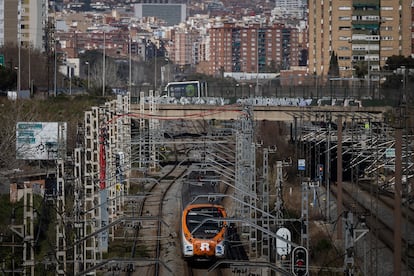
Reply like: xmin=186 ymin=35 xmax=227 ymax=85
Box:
xmin=317 ymin=164 xmax=324 ymax=177
xmin=292 ymin=246 xmax=308 ymax=276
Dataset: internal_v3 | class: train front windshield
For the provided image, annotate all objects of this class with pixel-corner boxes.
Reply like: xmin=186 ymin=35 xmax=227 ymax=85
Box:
xmin=186 ymin=207 xmax=224 ymax=239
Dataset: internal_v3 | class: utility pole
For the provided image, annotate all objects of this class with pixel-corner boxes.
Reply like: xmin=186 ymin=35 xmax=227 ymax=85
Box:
xmin=344 ymin=211 xmax=354 ymax=275
xmin=17 ymin=6 xmax=21 ymax=97
xmin=54 ymin=38 xmax=57 ymax=97
xmin=103 ymin=31 xmax=106 ymax=97
xmin=337 ymin=115 xmax=343 ymax=240
xmin=9 ymin=184 xmax=35 ymax=275
xmin=301 ymin=178 xmax=309 ymax=249
xmin=261 ymin=147 xmax=277 ymax=259
xmin=326 ymin=114 xmax=331 ymax=221
xmin=343 ymin=211 xmax=369 ymax=276
xmin=129 ymin=32 xmax=132 ymax=93
xmin=394 ymin=127 xmax=402 ymax=275
xmin=154 ymin=45 xmax=157 ymax=92
xmin=56 ymin=160 xmax=67 ymax=275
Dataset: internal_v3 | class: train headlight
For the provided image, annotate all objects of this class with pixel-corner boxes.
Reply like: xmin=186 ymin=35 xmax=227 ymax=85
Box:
xmin=184 ymin=244 xmax=194 ymax=256
xmin=215 ymin=244 xmax=224 ymax=257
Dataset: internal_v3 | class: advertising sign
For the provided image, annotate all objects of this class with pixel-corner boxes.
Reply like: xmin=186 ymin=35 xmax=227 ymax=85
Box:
xmin=16 ymin=122 xmax=67 ymax=160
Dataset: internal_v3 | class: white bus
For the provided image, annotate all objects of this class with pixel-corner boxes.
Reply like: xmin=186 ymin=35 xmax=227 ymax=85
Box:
xmin=163 ymin=81 xmax=207 ymax=98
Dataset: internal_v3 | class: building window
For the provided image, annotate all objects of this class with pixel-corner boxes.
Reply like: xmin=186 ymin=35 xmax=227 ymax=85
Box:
xmin=352 ymin=55 xmax=365 ymax=61
xmin=381 ymin=36 xmax=393 ymax=40
xmin=338 ymin=46 xmax=350 ymax=51
xmin=381 ymin=26 xmax=393 ymax=31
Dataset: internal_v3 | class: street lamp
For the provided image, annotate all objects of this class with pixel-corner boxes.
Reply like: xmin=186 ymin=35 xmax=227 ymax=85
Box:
xmin=67 ymin=63 xmax=76 ymax=95
xmin=235 ymin=83 xmax=239 ymax=98
xmin=129 ymin=34 xmax=132 ymax=93
xmin=367 ymin=36 xmax=371 ymax=97
xmin=85 ymin=61 xmax=90 ymax=89
xmin=28 ymin=43 xmax=32 ymax=96
xmin=154 ymin=45 xmax=157 ymax=91
xmin=69 ymin=66 xmax=72 ymax=95
xmin=54 ymin=41 xmax=58 ymax=97
xmin=17 ymin=18 xmax=21 ymax=97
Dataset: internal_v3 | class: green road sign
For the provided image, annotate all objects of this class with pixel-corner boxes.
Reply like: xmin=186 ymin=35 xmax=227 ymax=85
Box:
xmin=0 ymin=54 xmax=4 ymax=66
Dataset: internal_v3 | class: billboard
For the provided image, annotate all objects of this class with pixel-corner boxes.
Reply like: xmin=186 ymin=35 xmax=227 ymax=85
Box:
xmin=16 ymin=122 xmax=67 ymax=160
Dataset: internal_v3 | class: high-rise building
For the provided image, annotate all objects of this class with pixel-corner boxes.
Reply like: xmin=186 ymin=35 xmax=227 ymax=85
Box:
xmin=0 ymin=0 xmax=48 ymax=50
xmin=173 ymin=30 xmax=200 ymax=66
xmin=0 ymin=0 xmax=18 ymax=46
xmin=308 ymin=0 xmax=412 ymax=80
xmin=134 ymin=3 xmax=186 ymax=26
xmin=20 ymin=0 xmax=48 ymax=49
xmin=273 ymin=0 xmax=307 ymax=18
xmin=208 ymin=22 xmax=301 ymax=75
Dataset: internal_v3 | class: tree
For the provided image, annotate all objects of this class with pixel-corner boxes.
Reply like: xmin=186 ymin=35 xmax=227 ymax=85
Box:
xmin=381 ymin=74 xmax=402 ymax=89
xmin=0 ymin=66 xmax=17 ymax=91
xmin=382 ymin=55 xmax=414 ymax=90
xmin=263 ymin=59 xmax=278 ymax=73
xmin=1 ymin=43 xmax=53 ymax=92
xmin=89 ymin=57 xmax=121 ymax=94
xmin=0 ymin=96 xmax=103 ymax=170
xmin=0 ymin=99 xmax=42 ymax=169
xmin=385 ymin=55 xmax=414 ymax=71
xmin=327 ymin=51 xmax=340 ymax=78
xmin=353 ymin=61 xmax=368 ymax=79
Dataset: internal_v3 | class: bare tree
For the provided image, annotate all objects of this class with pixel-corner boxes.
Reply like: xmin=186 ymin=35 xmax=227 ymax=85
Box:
xmin=0 ymin=97 xmax=100 ymax=171
xmin=132 ymin=62 xmax=146 ymax=86
xmin=0 ymin=99 xmax=40 ymax=169
xmin=90 ymin=58 xmax=122 ymax=90
xmin=0 ymin=43 xmax=51 ymax=91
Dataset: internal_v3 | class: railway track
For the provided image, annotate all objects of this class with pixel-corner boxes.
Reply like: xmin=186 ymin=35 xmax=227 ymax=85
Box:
xmin=127 ymin=119 xmax=238 ymax=275
xmin=188 ymin=266 xmax=224 ymax=276
xmin=131 ymin=162 xmax=189 ymax=275
xmin=357 ymin=180 xmax=414 ymax=225
xmin=330 ymin=181 xmax=414 ymax=272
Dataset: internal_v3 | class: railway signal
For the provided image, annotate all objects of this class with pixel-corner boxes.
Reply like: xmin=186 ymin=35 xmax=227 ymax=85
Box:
xmin=317 ymin=164 xmax=324 ymax=177
xmin=292 ymin=246 xmax=308 ymax=276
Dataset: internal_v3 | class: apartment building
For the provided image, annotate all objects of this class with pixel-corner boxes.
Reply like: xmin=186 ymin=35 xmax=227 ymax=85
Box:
xmin=0 ymin=0 xmax=18 ymax=46
xmin=173 ymin=30 xmax=200 ymax=66
xmin=208 ymin=22 xmax=301 ymax=75
xmin=308 ymin=0 xmax=412 ymax=80
xmin=273 ymin=0 xmax=307 ymax=19
xmin=0 ymin=0 xmax=48 ymax=50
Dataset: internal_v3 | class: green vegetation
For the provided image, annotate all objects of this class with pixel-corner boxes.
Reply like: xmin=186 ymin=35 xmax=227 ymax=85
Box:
xmin=0 ymin=65 xmax=17 ymax=91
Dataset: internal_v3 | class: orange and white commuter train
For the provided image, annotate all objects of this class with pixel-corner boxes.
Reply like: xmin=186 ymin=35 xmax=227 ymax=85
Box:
xmin=180 ymin=169 xmax=227 ymax=261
